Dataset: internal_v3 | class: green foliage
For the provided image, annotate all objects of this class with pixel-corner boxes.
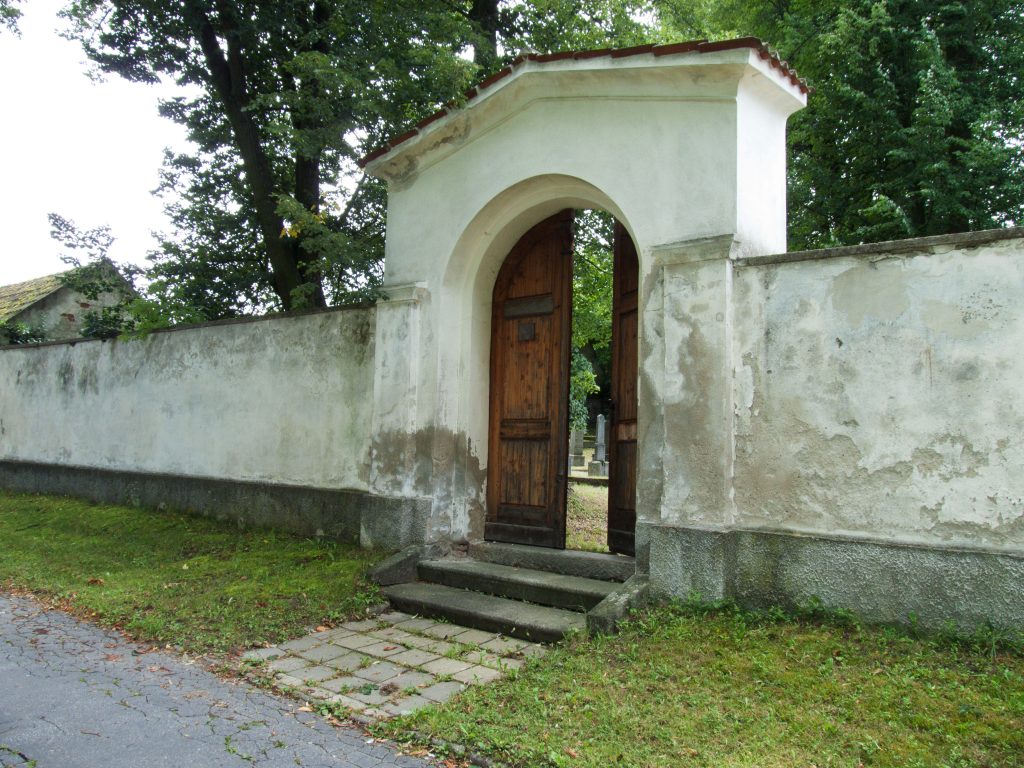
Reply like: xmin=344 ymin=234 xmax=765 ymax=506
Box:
xmin=497 ymin=0 xmax=655 ymax=61
xmin=570 ymin=209 xmax=615 ymax=421
xmin=655 ymin=0 xmax=1024 ymax=248
xmin=571 ymin=210 xmax=613 ymax=353
xmin=61 ymin=0 xmax=478 ymax=313
xmin=0 ymin=0 xmax=20 ymax=35
xmin=0 ymin=320 xmax=46 ymax=345
xmin=569 ymin=347 xmax=599 ymax=431
xmin=0 ymin=490 xmax=383 ymax=654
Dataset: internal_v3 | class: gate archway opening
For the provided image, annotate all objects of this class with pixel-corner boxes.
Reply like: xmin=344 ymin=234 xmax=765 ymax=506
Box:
xmin=485 ymin=207 xmax=638 ymax=555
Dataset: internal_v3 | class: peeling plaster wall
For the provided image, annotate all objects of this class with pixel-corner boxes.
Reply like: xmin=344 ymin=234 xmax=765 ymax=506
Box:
xmin=367 ymin=51 xmax=805 ymax=546
xmin=0 ymin=308 xmax=375 ymax=491
xmin=732 ymin=233 xmax=1024 ymax=552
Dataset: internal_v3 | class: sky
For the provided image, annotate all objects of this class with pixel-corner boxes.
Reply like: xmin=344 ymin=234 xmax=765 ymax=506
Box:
xmin=0 ymin=0 xmax=191 ymax=285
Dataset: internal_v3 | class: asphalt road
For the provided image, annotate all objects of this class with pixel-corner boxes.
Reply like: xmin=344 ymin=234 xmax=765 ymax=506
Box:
xmin=0 ymin=594 xmax=433 ymax=768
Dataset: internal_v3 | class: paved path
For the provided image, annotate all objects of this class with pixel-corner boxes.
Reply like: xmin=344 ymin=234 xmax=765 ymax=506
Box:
xmin=0 ymin=594 xmax=432 ymax=768
xmin=253 ymin=610 xmax=546 ymax=721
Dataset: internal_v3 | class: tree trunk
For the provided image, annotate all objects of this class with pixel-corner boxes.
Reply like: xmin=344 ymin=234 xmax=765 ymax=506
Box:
xmin=469 ymin=0 xmax=500 ymax=73
xmin=187 ymin=2 xmax=320 ymax=310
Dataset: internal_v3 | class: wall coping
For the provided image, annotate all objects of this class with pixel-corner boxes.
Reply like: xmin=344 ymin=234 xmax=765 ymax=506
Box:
xmin=735 ymin=226 xmax=1024 ymax=269
xmin=0 ymin=301 xmax=375 ymax=353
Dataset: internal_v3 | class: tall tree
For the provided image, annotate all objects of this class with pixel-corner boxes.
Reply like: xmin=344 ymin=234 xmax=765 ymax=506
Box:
xmin=467 ymin=0 xmax=655 ymax=74
xmin=63 ymin=1 xmax=475 ymax=315
xmin=656 ymin=0 xmax=1024 ymax=248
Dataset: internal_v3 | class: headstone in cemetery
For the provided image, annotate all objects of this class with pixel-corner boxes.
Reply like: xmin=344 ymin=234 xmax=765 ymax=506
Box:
xmin=569 ymin=427 xmax=586 ymax=468
xmin=588 ymin=414 xmax=609 ymax=477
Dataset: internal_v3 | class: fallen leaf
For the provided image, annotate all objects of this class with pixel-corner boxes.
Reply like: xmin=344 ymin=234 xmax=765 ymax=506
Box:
xmin=383 ymin=645 xmax=398 ymax=651
xmin=87 ymin=578 xmax=105 ymax=586
xmin=315 ymin=625 xmax=329 ymax=632
xmin=104 ymin=643 xmax=117 ymax=649
xmin=298 ymin=705 xmax=313 ymax=712
xmin=32 ymin=628 xmax=48 ymax=635
xmin=103 ymin=654 xmax=122 ymax=662
xmin=565 ymin=748 xmax=579 ymax=758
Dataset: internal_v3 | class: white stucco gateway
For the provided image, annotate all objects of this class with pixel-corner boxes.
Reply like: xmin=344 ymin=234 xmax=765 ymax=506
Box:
xmin=363 ymin=38 xmax=807 ymax=550
xmin=359 ymin=38 xmax=1023 ymax=633
xmin=2 ymin=38 xmax=1022 ymax=635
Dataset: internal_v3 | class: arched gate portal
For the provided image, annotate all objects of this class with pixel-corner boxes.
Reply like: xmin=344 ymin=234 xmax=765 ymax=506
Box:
xmin=486 ymin=212 xmax=638 ymax=554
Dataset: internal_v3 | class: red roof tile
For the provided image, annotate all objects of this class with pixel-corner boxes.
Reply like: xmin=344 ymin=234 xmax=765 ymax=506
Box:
xmin=359 ymin=38 xmax=807 ymax=169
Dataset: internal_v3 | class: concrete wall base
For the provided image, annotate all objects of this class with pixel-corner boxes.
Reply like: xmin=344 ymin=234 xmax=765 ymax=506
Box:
xmin=0 ymin=460 xmax=429 ymax=551
xmin=644 ymin=521 xmax=1024 ymax=638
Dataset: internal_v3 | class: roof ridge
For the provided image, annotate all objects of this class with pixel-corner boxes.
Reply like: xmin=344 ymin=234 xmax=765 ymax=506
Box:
xmin=359 ymin=37 xmax=808 ymax=169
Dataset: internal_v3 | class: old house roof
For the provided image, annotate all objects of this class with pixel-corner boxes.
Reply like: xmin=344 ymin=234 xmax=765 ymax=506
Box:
xmin=359 ymin=37 xmax=808 ymax=169
xmin=0 ymin=273 xmax=65 ymax=324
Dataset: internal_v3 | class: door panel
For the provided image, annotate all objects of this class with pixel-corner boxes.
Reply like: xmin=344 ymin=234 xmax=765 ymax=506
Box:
xmin=608 ymin=222 xmax=639 ymax=555
xmin=486 ymin=211 xmax=574 ymax=549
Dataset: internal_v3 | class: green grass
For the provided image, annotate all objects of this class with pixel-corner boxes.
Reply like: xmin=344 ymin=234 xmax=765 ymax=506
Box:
xmin=379 ymin=604 xmax=1024 ymax=768
xmin=566 ymin=483 xmax=608 ymax=553
xmin=0 ymin=490 xmax=383 ymax=654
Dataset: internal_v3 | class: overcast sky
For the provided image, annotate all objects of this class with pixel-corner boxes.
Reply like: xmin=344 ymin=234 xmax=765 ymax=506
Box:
xmin=0 ymin=0 xmax=191 ymax=285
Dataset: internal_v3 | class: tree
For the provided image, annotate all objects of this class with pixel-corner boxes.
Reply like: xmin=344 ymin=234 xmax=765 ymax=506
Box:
xmin=570 ymin=209 xmax=615 ymax=428
xmin=655 ymin=0 xmax=1024 ymax=248
xmin=467 ymin=0 xmax=654 ymax=75
xmin=1 ymin=0 xmax=21 ymax=34
xmin=63 ymin=1 xmax=476 ymax=314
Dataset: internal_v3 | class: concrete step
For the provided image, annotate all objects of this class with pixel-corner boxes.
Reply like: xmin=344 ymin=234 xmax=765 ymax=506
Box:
xmin=382 ymin=582 xmax=587 ymax=643
xmin=468 ymin=541 xmax=635 ymax=582
xmin=418 ymin=558 xmax=616 ymax=612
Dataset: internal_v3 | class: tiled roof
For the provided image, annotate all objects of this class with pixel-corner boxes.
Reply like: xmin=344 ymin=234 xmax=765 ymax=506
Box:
xmin=0 ymin=273 xmax=65 ymax=324
xmin=359 ymin=37 xmax=807 ymax=168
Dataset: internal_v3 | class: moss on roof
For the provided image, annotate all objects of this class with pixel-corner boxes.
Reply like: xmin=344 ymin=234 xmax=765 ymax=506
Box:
xmin=0 ymin=273 xmax=65 ymax=324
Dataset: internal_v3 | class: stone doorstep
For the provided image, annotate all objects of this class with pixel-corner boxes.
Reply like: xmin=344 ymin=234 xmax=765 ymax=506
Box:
xmin=264 ymin=612 xmax=544 ymax=722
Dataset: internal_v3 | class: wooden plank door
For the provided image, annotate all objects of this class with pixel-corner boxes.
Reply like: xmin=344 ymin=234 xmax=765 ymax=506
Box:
xmin=486 ymin=211 xmax=574 ymax=548
xmin=608 ymin=222 xmax=639 ymax=556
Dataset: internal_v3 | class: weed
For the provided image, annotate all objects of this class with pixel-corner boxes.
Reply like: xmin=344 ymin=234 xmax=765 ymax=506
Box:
xmin=314 ymin=701 xmax=351 ymax=719
xmin=223 ymin=735 xmax=253 ymax=762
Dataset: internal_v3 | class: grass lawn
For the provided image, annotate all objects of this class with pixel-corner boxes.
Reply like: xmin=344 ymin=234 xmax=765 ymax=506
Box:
xmin=566 ymin=483 xmax=608 ymax=553
xmin=379 ymin=605 xmax=1024 ymax=768
xmin=0 ymin=490 xmax=383 ymax=655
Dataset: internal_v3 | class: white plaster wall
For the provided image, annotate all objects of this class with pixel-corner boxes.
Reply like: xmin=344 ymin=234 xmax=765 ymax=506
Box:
xmin=733 ymin=235 xmax=1024 ymax=551
xmin=367 ymin=51 xmax=805 ymax=542
xmin=0 ymin=308 xmax=375 ymax=490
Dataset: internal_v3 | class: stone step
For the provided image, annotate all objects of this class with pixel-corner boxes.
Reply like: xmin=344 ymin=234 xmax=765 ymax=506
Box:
xmin=382 ymin=582 xmax=587 ymax=643
xmin=418 ymin=558 xmax=616 ymax=612
xmin=468 ymin=541 xmax=635 ymax=582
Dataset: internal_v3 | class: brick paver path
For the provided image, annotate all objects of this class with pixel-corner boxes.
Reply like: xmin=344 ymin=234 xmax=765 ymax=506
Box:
xmin=251 ymin=611 xmax=547 ymax=721
xmin=0 ymin=595 xmax=433 ymax=768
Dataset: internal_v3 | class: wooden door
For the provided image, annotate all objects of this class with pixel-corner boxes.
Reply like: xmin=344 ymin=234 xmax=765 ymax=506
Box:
xmin=608 ymin=222 xmax=639 ymax=556
xmin=486 ymin=211 xmax=574 ymax=548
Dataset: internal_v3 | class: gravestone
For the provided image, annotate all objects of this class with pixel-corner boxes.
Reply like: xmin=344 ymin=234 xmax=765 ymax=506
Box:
xmin=569 ymin=427 xmax=585 ymax=469
xmin=588 ymin=414 xmax=609 ymax=477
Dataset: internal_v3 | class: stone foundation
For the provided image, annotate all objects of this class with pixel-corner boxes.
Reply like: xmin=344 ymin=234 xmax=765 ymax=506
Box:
xmin=0 ymin=460 xmax=428 ymax=550
xmin=644 ymin=521 xmax=1024 ymax=637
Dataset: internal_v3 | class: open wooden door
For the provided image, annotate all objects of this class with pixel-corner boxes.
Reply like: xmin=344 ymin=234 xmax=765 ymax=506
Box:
xmin=486 ymin=211 xmax=574 ymax=548
xmin=608 ymin=222 xmax=638 ymax=556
